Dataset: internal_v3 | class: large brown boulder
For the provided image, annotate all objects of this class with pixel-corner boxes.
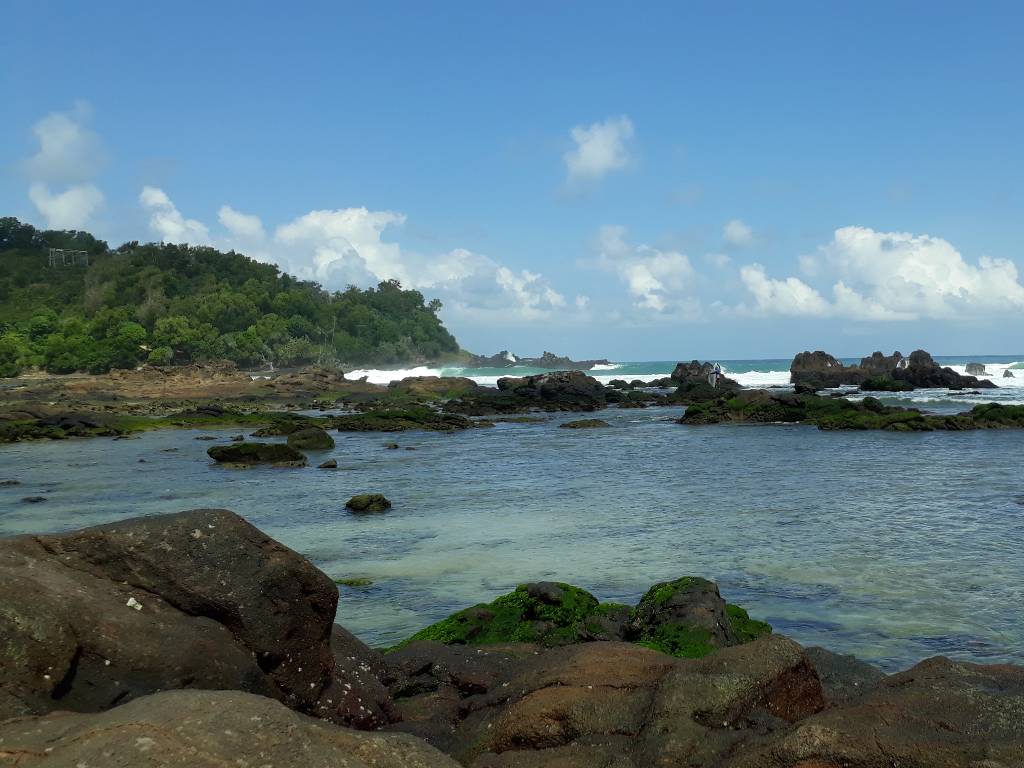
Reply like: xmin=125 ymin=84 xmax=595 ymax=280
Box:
xmin=0 ymin=689 xmax=458 ymax=768
xmin=727 ymin=656 xmax=1024 ymax=767
xmin=398 ymin=635 xmax=825 ymax=767
xmin=0 ymin=509 xmax=386 ymax=727
xmin=388 ymin=375 xmax=482 ymax=397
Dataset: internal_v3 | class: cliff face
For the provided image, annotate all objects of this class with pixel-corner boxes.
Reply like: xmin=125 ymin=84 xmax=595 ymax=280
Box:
xmin=790 ymin=349 xmax=997 ymax=391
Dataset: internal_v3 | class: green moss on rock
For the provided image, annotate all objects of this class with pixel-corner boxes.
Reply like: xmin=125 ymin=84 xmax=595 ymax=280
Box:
xmin=726 ymin=603 xmax=772 ymax=643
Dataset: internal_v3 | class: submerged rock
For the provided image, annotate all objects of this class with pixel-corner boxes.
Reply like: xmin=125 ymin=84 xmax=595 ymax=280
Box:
xmin=334 ymin=407 xmax=478 ymax=432
xmin=1005 ymin=369 xmax=1016 ymax=378
xmin=287 ymin=425 xmax=336 ymax=450
xmin=318 ymin=458 xmax=338 ymax=469
xmin=207 ymin=441 xmax=307 ymax=466
xmin=346 ymin=493 xmax=392 ymax=513
xmin=0 ymin=689 xmax=456 ymax=768
xmin=21 ymin=495 xmax=46 ymax=503
xmin=559 ymin=418 xmax=611 ymax=429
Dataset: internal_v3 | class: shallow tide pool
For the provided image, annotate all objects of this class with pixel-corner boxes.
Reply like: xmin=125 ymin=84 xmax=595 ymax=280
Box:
xmin=2 ymin=406 xmax=1022 ymax=671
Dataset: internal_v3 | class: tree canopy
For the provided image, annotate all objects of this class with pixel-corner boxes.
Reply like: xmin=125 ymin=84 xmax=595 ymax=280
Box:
xmin=0 ymin=217 xmax=459 ymax=376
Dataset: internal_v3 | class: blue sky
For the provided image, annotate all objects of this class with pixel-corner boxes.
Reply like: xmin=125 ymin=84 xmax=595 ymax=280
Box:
xmin=3 ymin=1 xmax=1023 ymax=359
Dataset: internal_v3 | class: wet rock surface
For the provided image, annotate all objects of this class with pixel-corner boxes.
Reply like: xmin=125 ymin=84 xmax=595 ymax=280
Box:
xmin=0 ymin=509 xmax=377 ymax=727
xmin=206 ymin=440 xmax=307 ymax=465
xmin=0 ymin=689 xmax=457 ymax=768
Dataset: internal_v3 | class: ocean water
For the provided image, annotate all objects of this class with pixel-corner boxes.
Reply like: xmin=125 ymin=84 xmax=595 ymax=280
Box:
xmin=2 ymin=357 xmax=1023 ymax=672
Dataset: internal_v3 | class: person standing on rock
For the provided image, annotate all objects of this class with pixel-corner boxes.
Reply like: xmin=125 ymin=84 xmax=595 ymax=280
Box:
xmin=710 ymin=362 xmax=722 ymax=388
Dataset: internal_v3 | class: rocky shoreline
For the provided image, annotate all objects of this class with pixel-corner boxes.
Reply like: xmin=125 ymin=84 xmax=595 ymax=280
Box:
xmin=1 ymin=509 xmax=1020 ymax=767
xmin=2 ymin=351 xmax=1022 ymax=444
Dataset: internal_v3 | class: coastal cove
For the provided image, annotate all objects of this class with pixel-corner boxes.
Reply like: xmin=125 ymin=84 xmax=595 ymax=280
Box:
xmin=3 ymin=397 xmax=1022 ymax=672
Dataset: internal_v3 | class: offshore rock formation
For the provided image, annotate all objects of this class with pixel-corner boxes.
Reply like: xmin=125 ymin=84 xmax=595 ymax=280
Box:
xmin=1 ymin=511 xmax=1021 ymax=767
xmin=670 ymin=359 xmax=742 ymax=400
xmin=790 ymin=349 xmax=997 ymax=391
xmin=465 ymin=350 xmax=612 ymax=370
xmin=680 ymin=389 xmax=1024 ymax=431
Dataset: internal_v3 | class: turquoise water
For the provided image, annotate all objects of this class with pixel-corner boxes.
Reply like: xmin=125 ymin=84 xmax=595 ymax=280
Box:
xmin=3 ymin=381 xmax=1023 ymax=671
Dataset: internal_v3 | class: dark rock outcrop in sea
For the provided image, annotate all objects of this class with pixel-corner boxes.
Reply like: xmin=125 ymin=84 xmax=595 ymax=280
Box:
xmin=791 ymin=349 xmax=997 ymax=391
xmin=670 ymin=359 xmax=742 ymax=401
xmin=1 ymin=511 xmax=1022 ymax=767
xmin=444 ymin=370 xmax=609 ymax=415
xmin=965 ymin=362 xmax=987 ymax=374
xmin=465 ymin=350 xmax=612 ymax=370
xmin=680 ymin=388 xmax=1024 ymax=430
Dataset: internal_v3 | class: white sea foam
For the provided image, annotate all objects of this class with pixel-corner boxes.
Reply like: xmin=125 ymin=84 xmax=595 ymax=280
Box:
xmin=345 ymin=366 xmax=442 ymax=384
xmin=590 ymin=363 xmax=621 ymax=371
xmin=727 ymin=369 xmax=792 ymax=389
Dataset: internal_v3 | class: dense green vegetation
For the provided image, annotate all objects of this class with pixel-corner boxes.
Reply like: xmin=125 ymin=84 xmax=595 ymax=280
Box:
xmin=0 ymin=217 xmax=459 ymax=376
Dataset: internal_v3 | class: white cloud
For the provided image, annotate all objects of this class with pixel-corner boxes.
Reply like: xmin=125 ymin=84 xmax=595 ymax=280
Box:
xmin=723 ymin=218 xmax=754 ymax=247
xmin=23 ymin=103 xmax=107 ymax=229
xmin=564 ymin=116 xmax=634 ymax=184
xmin=28 ymin=182 xmax=104 ymax=230
xmin=739 ymin=264 xmax=831 ymax=317
xmin=798 ymin=254 xmax=819 ymax=277
xmin=823 ymin=226 xmax=1024 ymax=318
xmin=218 ymin=205 xmax=265 ymax=239
xmin=24 ymin=103 xmax=105 ymax=185
xmin=138 ymin=191 xmax=568 ymax=323
xmin=140 ymin=186 xmax=210 ymax=244
xmin=705 ymin=252 xmax=731 ymax=269
xmin=738 ymin=226 xmax=1024 ymax=321
xmin=596 ymin=225 xmax=695 ymax=313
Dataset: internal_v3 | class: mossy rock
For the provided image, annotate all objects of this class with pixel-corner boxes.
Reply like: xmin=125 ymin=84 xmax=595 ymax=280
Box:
xmin=287 ymin=426 xmax=335 ymax=450
xmin=630 ymin=576 xmax=764 ymax=658
xmin=346 ymin=494 xmax=392 ymax=513
xmin=726 ymin=603 xmax=772 ymax=643
xmin=396 ymin=582 xmax=622 ymax=649
xmin=560 ymin=419 xmax=611 ymax=429
xmin=207 ymin=442 xmax=307 ymax=467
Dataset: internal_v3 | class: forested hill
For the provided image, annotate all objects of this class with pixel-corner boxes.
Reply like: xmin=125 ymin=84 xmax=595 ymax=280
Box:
xmin=0 ymin=217 xmax=460 ymax=377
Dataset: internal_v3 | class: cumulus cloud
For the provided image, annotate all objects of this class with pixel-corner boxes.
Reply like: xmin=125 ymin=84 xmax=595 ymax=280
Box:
xmin=739 ymin=264 xmax=831 ymax=317
xmin=723 ymin=218 xmax=754 ymax=247
xmin=596 ymin=225 xmax=696 ymax=313
xmin=564 ymin=116 xmax=634 ymax=184
xmin=140 ymin=186 xmax=210 ymax=244
xmin=28 ymin=183 xmax=104 ymax=230
xmin=218 ymin=205 xmax=265 ymax=239
xmin=738 ymin=226 xmax=1024 ymax=320
xmin=24 ymin=102 xmax=105 ymax=184
xmin=23 ymin=103 xmax=107 ymax=229
xmin=138 ymin=191 xmax=568 ymax=323
xmin=823 ymin=226 xmax=1024 ymax=317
